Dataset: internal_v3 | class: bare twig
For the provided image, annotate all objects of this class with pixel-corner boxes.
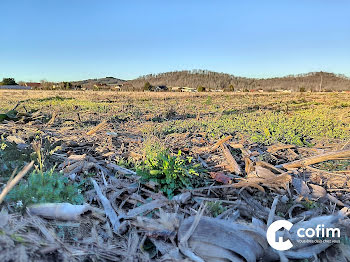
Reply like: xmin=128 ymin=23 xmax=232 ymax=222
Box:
xmin=267 ymin=196 xmax=279 ymax=227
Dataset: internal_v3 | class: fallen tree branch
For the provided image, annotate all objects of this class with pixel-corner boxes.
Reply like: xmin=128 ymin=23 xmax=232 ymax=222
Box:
xmin=282 ymin=149 xmax=350 ymax=169
xmin=90 ymin=178 xmax=121 ymax=232
xmin=221 ymin=144 xmax=241 ymax=175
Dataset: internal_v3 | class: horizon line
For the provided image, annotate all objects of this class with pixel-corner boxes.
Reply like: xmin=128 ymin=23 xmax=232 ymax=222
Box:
xmin=5 ymin=69 xmax=350 ymax=83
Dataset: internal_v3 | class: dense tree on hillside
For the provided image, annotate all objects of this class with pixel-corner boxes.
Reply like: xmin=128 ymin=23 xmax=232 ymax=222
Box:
xmin=63 ymin=82 xmax=72 ymax=90
xmin=127 ymin=70 xmax=350 ymax=91
xmin=224 ymin=84 xmax=235 ymax=92
xmin=143 ymin=82 xmax=152 ymax=91
xmin=12 ymin=71 xmax=349 ymax=91
xmin=1 ymin=78 xmax=17 ymax=85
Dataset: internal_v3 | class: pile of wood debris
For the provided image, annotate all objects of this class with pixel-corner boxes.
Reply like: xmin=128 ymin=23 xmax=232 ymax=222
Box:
xmin=0 ymin=114 xmax=350 ymax=261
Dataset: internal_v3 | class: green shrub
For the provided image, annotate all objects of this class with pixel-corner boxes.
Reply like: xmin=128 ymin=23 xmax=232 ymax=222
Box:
xmin=144 ymin=82 xmax=152 ymax=91
xmin=6 ymin=169 xmax=84 ymax=209
xmin=197 ymin=86 xmax=205 ymax=92
xmin=137 ymin=150 xmax=203 ymax=198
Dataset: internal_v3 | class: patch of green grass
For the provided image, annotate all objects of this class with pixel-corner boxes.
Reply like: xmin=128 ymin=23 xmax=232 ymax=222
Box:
xmin=313 ymin=159 xmax=350 ymax=171
xmin=6 ymin=169 xmax=84 ymax=209
xmin=148 ymin=108 xmax=350 ymax=146
xmin=34 ymin=96 xmax=74 ymax=102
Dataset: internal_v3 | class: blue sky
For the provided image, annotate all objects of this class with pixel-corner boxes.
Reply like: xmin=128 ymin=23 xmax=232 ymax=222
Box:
xmin=1 ymin=0 xmax=349 ymax=82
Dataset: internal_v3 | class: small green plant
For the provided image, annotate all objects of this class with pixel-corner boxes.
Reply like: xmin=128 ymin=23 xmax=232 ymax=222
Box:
xmin=0 ymin=135 xmax=7 ymax=151
xmin=301 ymin=199 xmax=319 ymax=210
xmin=207 ymin=201 xmax=226 ymax=217
xmin=137 ymin=150 xmax=203 ymax=198
xmin=115 ymin=156 xmax=139 ymax=170
xmin=6 ymin=169 xmax=84 ymax=209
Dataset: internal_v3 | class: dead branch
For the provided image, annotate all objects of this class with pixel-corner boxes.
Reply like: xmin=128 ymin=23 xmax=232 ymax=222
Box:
xmin=283 ymin=149 xmax=350 ymax=169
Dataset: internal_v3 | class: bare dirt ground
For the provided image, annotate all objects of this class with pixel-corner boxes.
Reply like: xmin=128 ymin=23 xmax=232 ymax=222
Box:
xmin=0 ymin=90 xmax=350 ymax=261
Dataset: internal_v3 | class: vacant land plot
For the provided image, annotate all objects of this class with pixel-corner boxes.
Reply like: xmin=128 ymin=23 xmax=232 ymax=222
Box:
xmin=0 ymin=90 xmax=350 ymax=261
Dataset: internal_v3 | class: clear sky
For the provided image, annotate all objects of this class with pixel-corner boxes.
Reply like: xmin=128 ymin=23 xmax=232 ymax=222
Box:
xmin=1 ymin=0 xmax=349 ymax=82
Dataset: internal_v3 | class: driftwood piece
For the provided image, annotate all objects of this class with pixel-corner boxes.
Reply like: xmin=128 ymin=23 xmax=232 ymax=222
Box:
xmin=28 ymin=203 xmax=91 ymax=220
xmin=90 ymin=178 xmax=121 ymax=232
xmin=283 ymin=149 xmax=350 ymax=169
xmin=179 ymin=203 xmax=207 ymax=262
xmin=210 ymin=135 xmax=233 ymax=152
xmin=86 ymin=120 xmax=108 ymax=135
xmin=178 ymin=216 xmax=267 ymax=262
xmin=47 ymin=111 xmax=57 ymax=126
xmin=106 ymin=162 xmax=137 ymax=176
xmin=132 ymin=209 xmax=179 ymax=238
xmin=267 ymin=144 xmax=295 ymax=153
xmin=125 ymin=199 xmax=167 ymax=219
xmin=233 ymin=171 xmax=291 ymax=193
xmin=255 ymin=161 xmax=284 ymax=174
xmin=221 ymin=144 xmax=241 ymax=175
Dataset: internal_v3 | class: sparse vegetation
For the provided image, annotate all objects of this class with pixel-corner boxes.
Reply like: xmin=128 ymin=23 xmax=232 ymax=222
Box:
xmin=137 ymin=149 xmax=203 ymax=198
xmin=1 ymin=90 xmax=350 ymax=261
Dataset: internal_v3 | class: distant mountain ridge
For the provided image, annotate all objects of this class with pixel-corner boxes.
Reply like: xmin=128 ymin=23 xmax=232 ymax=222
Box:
xmin=72 ymin=77 xmax=125 ymax=86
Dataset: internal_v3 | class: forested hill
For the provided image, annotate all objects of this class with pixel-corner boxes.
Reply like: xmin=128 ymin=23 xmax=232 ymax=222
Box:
xmin=127 ymin=70 xmax=350 ymax=91
xmin=72 ymin=77 xmax=125 ymax=86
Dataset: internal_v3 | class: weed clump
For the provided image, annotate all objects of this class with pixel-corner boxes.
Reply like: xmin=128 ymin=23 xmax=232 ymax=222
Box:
xmin=6 ymin=169 xmax=84 ymax=209
xmin=207 ymin=201 xmax=227 ymax=217
xmin=137 ymin=150 xmax=204 ymax=198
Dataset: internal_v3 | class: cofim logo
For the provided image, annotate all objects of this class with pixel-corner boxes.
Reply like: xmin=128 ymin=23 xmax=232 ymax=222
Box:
xmin=266 ymin=220 xmax=341 ymax=251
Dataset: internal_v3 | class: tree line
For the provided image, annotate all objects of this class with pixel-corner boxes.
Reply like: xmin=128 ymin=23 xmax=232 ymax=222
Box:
xmin=128 ymin=70 xmax=350 ymax=91
xmin=2 ymin=71 xmax=350 ymax=91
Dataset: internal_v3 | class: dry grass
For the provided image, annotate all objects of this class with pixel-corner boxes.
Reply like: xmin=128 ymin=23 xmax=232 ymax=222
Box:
xmin=0 ymin=90 xmax=350 ymax=261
